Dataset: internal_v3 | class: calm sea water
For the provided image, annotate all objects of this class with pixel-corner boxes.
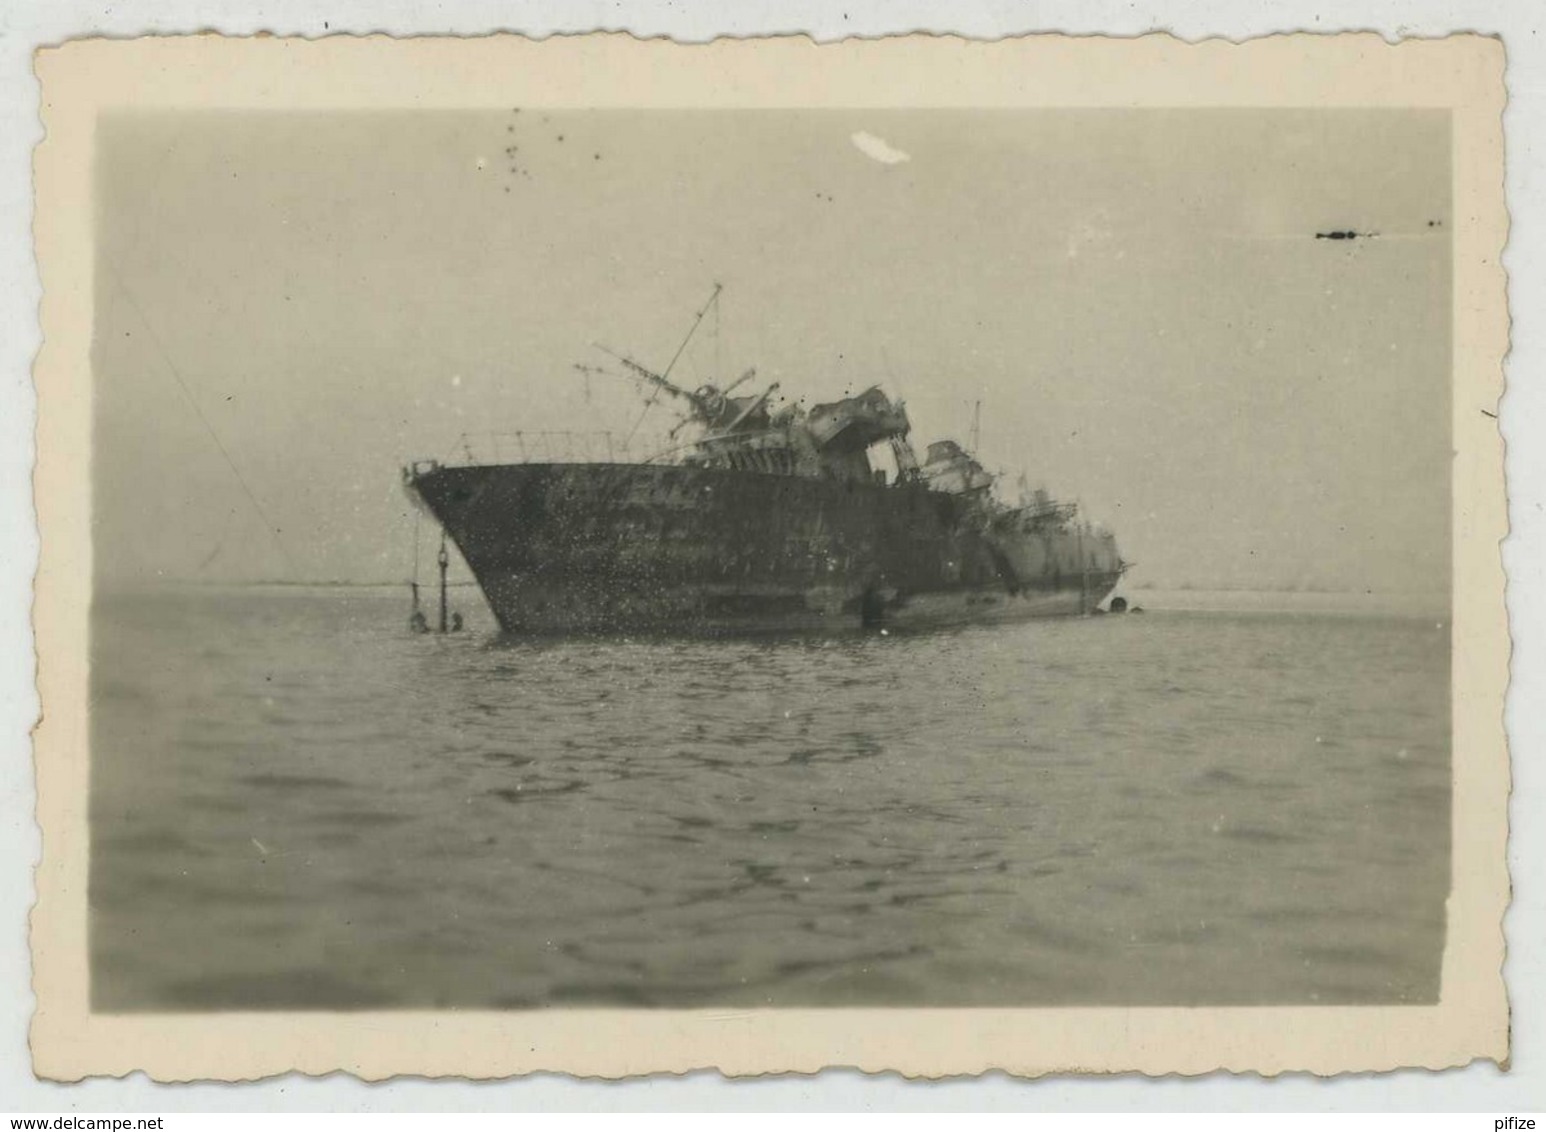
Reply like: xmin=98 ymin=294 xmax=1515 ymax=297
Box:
xmin=89 ymin=585 xmax=1450 ymax=1010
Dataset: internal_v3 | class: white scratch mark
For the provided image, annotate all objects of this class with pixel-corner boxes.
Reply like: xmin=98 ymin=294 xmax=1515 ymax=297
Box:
xmin=252 ymin=838 xmax=268 ymax=855
xmin=851 ymin=131 xmax=910 ymax=165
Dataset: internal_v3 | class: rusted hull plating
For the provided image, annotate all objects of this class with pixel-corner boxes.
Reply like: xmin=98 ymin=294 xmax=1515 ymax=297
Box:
xmin=409 ymin=463 xmax=1122 ymax=635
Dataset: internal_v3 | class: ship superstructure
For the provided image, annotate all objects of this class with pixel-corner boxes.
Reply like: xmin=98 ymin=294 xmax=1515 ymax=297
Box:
xmin=405 ymin=289 xmax=1123 ymax=634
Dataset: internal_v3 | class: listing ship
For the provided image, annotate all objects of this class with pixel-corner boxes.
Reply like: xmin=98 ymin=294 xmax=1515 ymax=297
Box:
xmin=404 ymin=293 xmax=1124 ymax=635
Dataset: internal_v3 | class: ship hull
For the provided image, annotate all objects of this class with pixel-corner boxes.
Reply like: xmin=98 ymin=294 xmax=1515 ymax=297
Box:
xmin=409 ymin=463 xmax=1121 ymax=635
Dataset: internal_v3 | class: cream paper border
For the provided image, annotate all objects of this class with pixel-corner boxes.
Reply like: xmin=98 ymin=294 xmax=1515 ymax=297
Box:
xmin=29 ymin=33 xmax=1509 ymax=1081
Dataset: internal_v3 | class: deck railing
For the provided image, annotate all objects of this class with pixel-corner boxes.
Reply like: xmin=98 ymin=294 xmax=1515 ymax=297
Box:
xmin=448 ymin=430 xmax=685 ymax=466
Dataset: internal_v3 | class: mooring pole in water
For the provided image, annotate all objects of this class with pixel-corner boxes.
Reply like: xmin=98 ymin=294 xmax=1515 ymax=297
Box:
xmin=409 ymin=508 xmax=422 ymax=627
xmin=1077 ymin=522 xmax=1089 ymax=615
xmin=437 ymin=533 xmax=450 ymax=634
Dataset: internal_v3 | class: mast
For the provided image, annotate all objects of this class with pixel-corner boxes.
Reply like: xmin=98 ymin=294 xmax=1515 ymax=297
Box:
xmin=599 ymin=284 xmax=733 ymax=447
xmin=658 ymin=282 xmax=722 ymax=387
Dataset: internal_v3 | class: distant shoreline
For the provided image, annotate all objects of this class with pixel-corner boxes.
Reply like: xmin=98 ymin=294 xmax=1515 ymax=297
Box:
xmin=94 ymin=578 xmax=1450 ymax=619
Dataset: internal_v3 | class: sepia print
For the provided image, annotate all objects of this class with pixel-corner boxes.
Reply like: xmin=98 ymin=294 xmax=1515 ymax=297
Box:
xmin=31 ymin=34 xmax=1509 ymax=1079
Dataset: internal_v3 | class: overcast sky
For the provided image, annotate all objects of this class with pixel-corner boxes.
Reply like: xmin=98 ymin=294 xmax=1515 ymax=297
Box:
xmin=94 ymin=109 xmax=1451 ymax=593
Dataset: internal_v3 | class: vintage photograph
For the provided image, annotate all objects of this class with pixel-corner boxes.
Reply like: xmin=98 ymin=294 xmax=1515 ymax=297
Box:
xmin=87 ymin=105 xmax=1453 ymax=1011
xmin=29 ymin=34 xmax=1510 ymax=1079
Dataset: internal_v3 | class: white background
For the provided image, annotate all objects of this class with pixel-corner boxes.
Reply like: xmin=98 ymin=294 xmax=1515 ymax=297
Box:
xmin=1 ymin=0 xmax=1541 ymax=1113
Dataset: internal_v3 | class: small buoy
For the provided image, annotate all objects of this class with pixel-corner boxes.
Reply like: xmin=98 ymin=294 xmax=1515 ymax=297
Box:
xmin=451 ymin=612 xmax=464 ymax=632
xmin=1109 ymin=596 xmax=1128 ymax=614
xmin=1130 ymin=606 xmax=1145 ymax=614
xmin=409 ymin=610 xmax=429 ymax=634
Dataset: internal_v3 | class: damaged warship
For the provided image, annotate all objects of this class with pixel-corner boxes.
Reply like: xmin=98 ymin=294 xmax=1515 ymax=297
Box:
xmin=404 ymin=295 xmax=1124 ymax=635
